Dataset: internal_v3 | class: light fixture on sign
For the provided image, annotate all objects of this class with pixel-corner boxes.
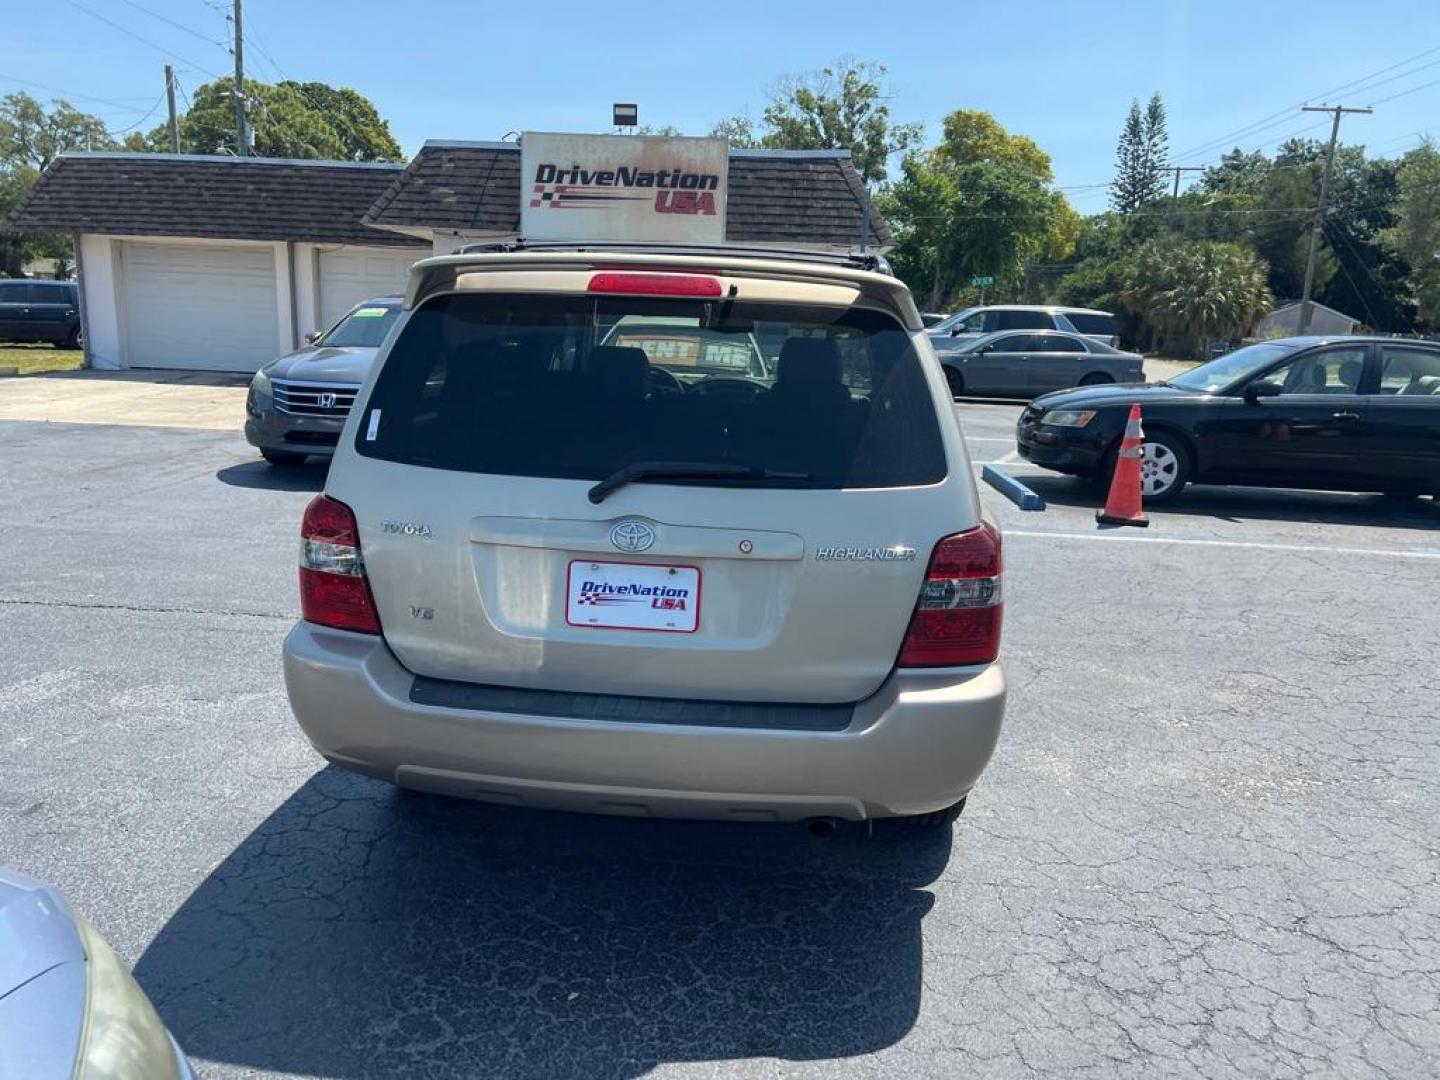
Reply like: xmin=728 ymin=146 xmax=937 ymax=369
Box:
xmin=613 ymin=103 xmax=638 ymax=128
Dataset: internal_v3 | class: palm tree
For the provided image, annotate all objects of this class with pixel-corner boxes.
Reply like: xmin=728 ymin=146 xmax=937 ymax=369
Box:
xmin=1123 ymin=240 xmax=1272 ymax=358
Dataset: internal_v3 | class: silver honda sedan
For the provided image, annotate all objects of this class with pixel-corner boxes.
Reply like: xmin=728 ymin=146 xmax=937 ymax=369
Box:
xmin=934 ymin=329 xmax=1145 ymax=398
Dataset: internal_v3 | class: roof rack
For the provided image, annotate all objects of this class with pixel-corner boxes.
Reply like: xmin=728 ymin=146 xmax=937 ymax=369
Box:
xmin=452 ymin=239 xmax=892 ymax=275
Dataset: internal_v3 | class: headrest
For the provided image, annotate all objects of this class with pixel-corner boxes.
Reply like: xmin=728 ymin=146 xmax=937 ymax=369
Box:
xmin=777 ymin=338 xmax=843 ymax=387
xmin=588 ymin=346 xmax=651 ymax=398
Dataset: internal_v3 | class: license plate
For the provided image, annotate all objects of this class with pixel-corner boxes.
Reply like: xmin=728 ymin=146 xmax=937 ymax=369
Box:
xmin=566 ymin=560 xmax=701 ymax=633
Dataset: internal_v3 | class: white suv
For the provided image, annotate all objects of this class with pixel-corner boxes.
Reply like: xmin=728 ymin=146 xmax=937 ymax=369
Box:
xmin=282 ymin=245 xmax=1006 ymax=829
xmin=932 ymin=305 xmax=1118 ymax=347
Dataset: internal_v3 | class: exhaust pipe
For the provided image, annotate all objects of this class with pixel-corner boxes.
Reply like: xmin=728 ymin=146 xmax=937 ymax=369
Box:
xmin=805 ymin=816 xmax=839 ymax=838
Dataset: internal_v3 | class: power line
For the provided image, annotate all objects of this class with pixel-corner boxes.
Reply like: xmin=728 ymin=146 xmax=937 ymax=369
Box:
xmin=0 ymin=71 xmax=156 ymax=109
xmin=1370 ymin=75 xmax=1440 ymax=106
xmin=113 ymin=0 xmax=227 ymax=50
xmin=1323 ymin=221 xmax=1380 ymax=327
xmin=64 ymin=0 xmax=224 ymax=79
xmin=105 ymin=90 xmax=167 ymax=135
xmin=1172 ymin=43 xmax=1440 ymax=162
xmin=1297 ymin=105 xmax=1372 ymax=333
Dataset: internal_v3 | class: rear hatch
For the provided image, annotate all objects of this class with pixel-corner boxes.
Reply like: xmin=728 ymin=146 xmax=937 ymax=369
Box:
xmin=325 ymin=256 xmax=979 ymax=704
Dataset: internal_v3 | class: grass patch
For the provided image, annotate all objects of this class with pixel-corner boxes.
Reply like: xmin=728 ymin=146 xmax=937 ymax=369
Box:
xmin=0 ymin=344 xmax=85 ymax=375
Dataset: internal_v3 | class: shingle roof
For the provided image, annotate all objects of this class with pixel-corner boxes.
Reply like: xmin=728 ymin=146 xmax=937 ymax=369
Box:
xmin=5 ymin=145 xmax=892 ymax=252
xmin=363 ymin=141 xmax=892 ymax=249
xmin=4 ymin=153 xmax=428 ymax=248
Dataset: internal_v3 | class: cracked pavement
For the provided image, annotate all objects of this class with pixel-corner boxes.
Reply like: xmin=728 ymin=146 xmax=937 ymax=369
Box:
xmin=1 ymin=413 xmax=1437 ymax=1078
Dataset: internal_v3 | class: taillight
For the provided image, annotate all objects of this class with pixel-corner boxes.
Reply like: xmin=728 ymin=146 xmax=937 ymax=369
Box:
xmin=897 ymin=523 xmax=1003 ymax=667
xmin=299 ymin=495 xmax=381 ymax=634
xmin=587 ymin=272 xmax=724 ymax=297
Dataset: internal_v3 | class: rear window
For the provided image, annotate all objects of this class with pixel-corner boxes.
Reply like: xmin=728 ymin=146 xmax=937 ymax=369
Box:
xmin=606 ymin=320 xmax=769 ymax=379
xmin=1064 ymin=312 xmax=1115 ymax=335
xmin=356 ymin=292 xmax=946 ymax=490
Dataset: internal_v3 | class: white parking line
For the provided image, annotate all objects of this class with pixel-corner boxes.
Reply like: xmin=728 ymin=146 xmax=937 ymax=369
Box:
xmin=1005 ymin=529 xmax=1440 ymax=561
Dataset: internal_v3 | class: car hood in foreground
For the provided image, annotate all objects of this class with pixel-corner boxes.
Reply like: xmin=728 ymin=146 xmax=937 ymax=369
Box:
xmin=0 ymin=868 xmax=84 ymax=996
xmin=263 ymin=345 xmax=379 ymax=383
xmin=1031 ymin=381 xmax=1206 ymax=411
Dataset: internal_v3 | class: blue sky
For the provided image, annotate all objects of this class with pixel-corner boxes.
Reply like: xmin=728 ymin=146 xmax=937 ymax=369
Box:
xmin=7 ymin=0 xmax=1440 ymax=213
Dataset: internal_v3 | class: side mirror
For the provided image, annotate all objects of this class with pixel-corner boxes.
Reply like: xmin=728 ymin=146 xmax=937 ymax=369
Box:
xmin=304 ymin=330 xmax=323 ymax=345
xmin=1244 ymin=380 xmax=1282 ymax=404
xmin=949 ymin=327 xmax=963 ymax=337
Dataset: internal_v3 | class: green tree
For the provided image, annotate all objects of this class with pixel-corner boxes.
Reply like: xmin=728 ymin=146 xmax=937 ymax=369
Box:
xmin=1121 ymin=239 xmax=1272 ymax=357
xmin=146 ymin=77 xmax=401 ymax=161
xmin=1110 ymin=95 xmax=1167 ymax=213
xmin=756 ymin=60 xmax=920 ymax=186
xmin=1142 ymin=93 xmax=1168 ymax=193
xmin=0 ymin=92 xmax=115 ymax=275
xmin=276 ymin=81 xmax=402 ymax=161
xmin=883 ymin=113 xmax=1076 ymax=309
xmin=934 ymin=110 xmax=1052 ymax=180
xmin=1380 ymin=140 xmax=1440 ymax=327
xmin=708 ymin=116 xmax=761 ymax=147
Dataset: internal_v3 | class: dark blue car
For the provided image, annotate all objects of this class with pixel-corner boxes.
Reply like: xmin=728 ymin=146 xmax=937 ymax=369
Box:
xmin=0 ymin=278 xmax=82 ymax=348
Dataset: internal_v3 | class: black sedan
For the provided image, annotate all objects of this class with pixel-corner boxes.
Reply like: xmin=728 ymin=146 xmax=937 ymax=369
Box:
xmin=1016 ymin=336 xmax=1440 ymax=503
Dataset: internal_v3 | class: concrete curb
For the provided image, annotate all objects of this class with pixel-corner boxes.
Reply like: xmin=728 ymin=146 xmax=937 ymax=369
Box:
xmin=982 ymin=465 xmax=1046 ymax=511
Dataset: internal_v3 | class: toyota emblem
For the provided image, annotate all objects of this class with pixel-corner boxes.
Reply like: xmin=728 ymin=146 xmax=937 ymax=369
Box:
xmin=609 ymin=520 xmax=655 ymax=553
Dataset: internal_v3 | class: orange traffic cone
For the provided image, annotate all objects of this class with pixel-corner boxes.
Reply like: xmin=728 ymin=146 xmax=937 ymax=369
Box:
xmin=1096 ymin=403 xmax=1149 ymax=528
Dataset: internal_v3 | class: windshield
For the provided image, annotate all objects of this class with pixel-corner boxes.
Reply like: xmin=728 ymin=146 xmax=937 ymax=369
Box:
xmin=1167 ymin=341 xmax=1299 ymax=392
xmin=322 ymin=304 xmax=401 ymax=348
xmin=929 ymin=308 xmax=976 ymax=334
xmin=356 ymin=292 xmax=946 ymax=490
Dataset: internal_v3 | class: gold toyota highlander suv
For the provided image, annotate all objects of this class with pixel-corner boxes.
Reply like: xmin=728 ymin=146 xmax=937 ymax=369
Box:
xmin=282 ymin=243 xmax=1006 ymax=830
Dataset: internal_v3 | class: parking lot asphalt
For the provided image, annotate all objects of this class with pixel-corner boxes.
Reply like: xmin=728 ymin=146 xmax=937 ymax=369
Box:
xmin=1 ymin=408 xmax=1438 ymax=1079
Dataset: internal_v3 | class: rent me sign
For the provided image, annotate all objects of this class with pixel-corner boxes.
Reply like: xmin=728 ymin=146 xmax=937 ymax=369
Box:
xmin=519 ymin=132 xmax=729 ymax=244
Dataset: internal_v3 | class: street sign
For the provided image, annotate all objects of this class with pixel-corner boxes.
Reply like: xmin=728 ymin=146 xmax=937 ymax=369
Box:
xmin=971 ymin=275 xmax=995 ymax=287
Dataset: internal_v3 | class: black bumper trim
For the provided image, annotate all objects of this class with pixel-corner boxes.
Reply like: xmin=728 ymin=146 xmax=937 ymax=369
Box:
xmin=409 ymin=676 xmax=855 ymax=732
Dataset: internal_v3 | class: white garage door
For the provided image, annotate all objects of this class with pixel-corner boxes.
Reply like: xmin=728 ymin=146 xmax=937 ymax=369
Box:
xmin=120 ymin=241 xmax=279 ymax=371
xmin=318 ymin=247 xmax=415 ymax=329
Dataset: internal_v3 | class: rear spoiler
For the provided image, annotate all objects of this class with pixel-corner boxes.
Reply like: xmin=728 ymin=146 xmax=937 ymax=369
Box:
xmin=405 ymin=247 xmax=921 ymax=331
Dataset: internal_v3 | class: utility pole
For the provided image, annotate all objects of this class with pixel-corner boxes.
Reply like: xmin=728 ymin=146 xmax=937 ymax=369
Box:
xmin=1170 ymin=165 xmax=1204 ymax=199
xmin=164 ymin=65 xmax=179 ymax=153
xmin=1296 ymin=104 xmax=1371 ymax=333
xmin=231 ymin=0 xmax=246 ymax=155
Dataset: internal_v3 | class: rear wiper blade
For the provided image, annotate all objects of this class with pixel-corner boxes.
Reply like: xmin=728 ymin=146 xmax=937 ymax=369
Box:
xmin=588 ymin=461 xmax=811 ymax=504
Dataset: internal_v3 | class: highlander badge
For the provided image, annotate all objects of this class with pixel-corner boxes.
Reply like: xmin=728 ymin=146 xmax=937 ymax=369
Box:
xmin=815 ymin=545 xmax=916 ymax=561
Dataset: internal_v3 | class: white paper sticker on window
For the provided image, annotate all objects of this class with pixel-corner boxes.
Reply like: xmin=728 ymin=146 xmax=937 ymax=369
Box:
xmin=366 ymin=409 xmax=381 ymax=441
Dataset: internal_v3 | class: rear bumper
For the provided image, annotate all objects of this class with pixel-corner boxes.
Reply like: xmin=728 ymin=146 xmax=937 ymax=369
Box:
xmin=244 ymin=412 xmax=343 ymax=456
xmin=283 ymin=622 xmax=1007 ymax=822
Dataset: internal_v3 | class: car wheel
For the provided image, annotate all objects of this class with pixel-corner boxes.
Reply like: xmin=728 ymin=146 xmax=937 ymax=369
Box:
xmin=63 ymin=326 xmax=82 ymax=350
xmin=1139 ymin=431 xmax=1191 ymax=504
xmin=260 ymin=449 xmax=308 ymax=467
xmin=1078 ymin=372 xmax=1113 ymax=386
xmin=893 ymin=797 xmax=966 ymax=830
xmin=944 ymin=367 xmax=964 ymax=399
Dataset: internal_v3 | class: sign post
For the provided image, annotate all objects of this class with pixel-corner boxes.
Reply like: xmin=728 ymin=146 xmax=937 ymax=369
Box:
xmin=519 ymin=132 xmax=729 ymax=244
xmin=971 ymin=274 xmax=995 ymax=304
